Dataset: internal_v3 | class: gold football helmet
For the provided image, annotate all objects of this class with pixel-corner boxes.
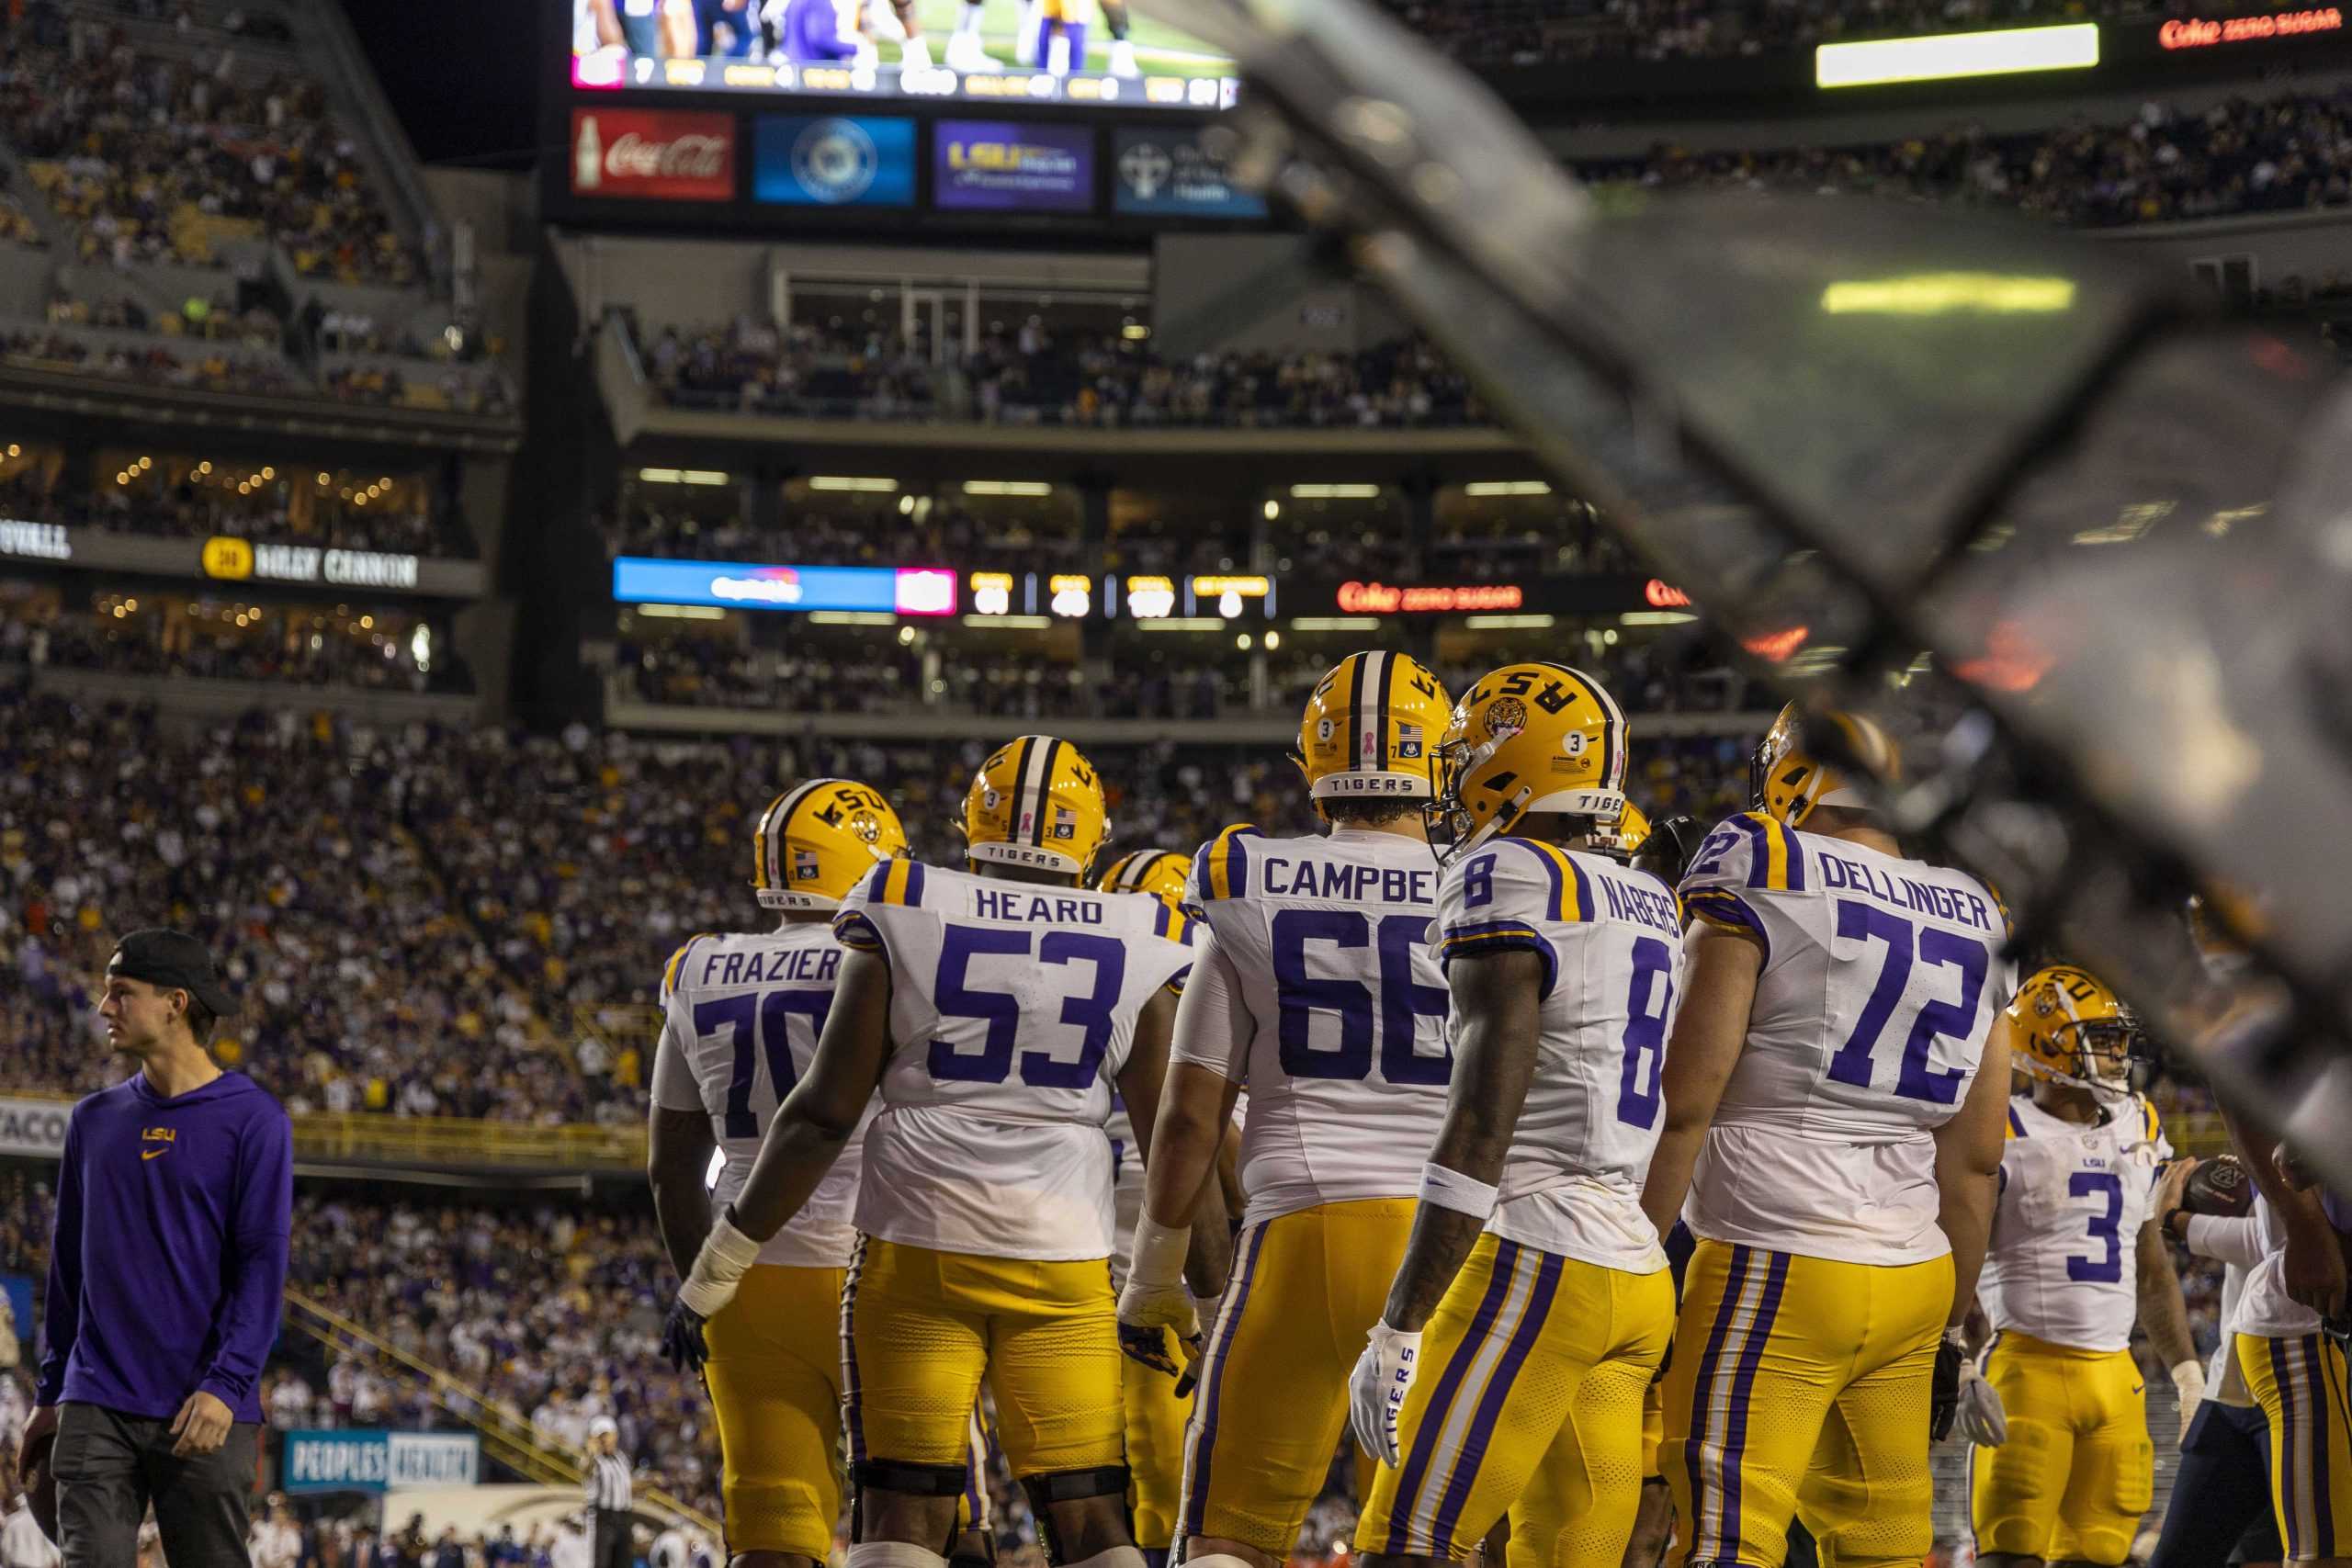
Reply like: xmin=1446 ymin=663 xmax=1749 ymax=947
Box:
xmin=1097 ymin=849 xmax=1189 ymax=906
xmin=2009 ymin=964 xmax=2145 ymax=1095
xmin=752 ymin=778 xmax=909 ymax=910
xmin=1429 ymin=662 xmax=1629 ymax=864
xmin=964 ymin=735 xmax=1109 ymax=877
xmin=1295 ymin=651 xmax=1453 ymax=812
xmin=1750 ymin=702 xmax=1900 ymax=829
xmin=1603 ymin=800 xmax=1653 ymax=860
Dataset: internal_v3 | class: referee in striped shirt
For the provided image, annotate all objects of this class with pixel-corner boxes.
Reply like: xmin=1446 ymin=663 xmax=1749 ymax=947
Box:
xmin=584 ymin=1418 xmax=633 ymax=1568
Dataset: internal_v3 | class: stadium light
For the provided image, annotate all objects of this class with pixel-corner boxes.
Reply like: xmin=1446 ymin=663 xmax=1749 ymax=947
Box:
xmin=1462 ymin=480 xmax=1552 ymax=496
xmin=808 ymin=611 xmax=898 ymax=626
xmin=1815 ymin=23 xmax=2098 ymax=88
xmin=963 ymin=615 xmax=1051 ymax=629
xmin=963 ymin=480 xmax=1055 ymax=497
xmin=1288 ymin=483 xmax=1381 ymax=499
xmin=1138 ymin=617 xmax=1225 ymax=631
xmin=1289 ymin=617 xmax=1383 ymax=632
xmin=1621 ymin=610 xmax=1700 ymax=626
xmin=635 ymin=604 xmax=727 ymax=620
xmin=810 ymin=477 xmax=899 ymax=492
xmin=1464 ymin=614 xmax=1556 ymax=629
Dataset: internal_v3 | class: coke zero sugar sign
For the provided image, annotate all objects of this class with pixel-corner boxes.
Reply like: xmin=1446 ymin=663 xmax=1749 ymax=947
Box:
xmin=571 ymin=110 xmax=736 ymax=201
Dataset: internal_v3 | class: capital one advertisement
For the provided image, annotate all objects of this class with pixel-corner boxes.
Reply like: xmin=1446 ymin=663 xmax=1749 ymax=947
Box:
xmin=933 ymin=120 xmax=1096 ymax=213
xmin=570 ymin=108 xmax=737 ymax=201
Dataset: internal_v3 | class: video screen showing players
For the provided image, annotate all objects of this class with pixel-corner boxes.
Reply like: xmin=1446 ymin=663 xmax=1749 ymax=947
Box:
xmin=570 ymin=0 xmax=1240 ymax=108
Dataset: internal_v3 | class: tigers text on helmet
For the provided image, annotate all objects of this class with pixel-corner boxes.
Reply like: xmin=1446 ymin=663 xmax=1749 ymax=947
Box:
xmin=752 ymin=779 xmax=909 ymax=910
xmin=1749 ymin=702 xmax=1902 ymax=829
xmin=1295 ymin=651 xmax=1453 ymax=814
xmin=1427 ymin=662 xmax=1629 ymax=865
xmin=2008 ymin=964 xmax=2147 ymax=1097
xmin=1097 ymin=849 xmax=1189 ymax=907
xmin=963 ymin=735 xmax=1109 ymax=878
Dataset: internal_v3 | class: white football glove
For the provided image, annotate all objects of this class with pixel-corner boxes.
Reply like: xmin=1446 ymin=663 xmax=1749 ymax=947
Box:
xmin=2171 ymin=1359 xmax=2208 ymax=1450
xmin=1350 ymin=1320 xmax=1423 ymax=1467
xmin=1116 ymin=1215 xmax=1199 ymax=1336
xmin=678 ymin=1210 xmax=762 ymax=1321
xmin=1954 ymin=1350 xmax=2007 ymax=1448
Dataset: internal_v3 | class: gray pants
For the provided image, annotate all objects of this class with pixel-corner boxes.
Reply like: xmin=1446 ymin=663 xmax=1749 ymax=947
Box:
xmin=51 ymin=1401 xmax=257 ymax=1568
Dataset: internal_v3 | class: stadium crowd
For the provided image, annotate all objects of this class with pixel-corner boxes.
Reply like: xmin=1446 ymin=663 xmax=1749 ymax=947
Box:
xmin=0 ymin=7 xmax=424 ymax=283
xmin=1610 ymin=90 xmax=2352 ymax=227
xmin=0 ymin=452 xmax=479 ymax=557
xmin=639 ymin=320 xmax=1487 ymax=430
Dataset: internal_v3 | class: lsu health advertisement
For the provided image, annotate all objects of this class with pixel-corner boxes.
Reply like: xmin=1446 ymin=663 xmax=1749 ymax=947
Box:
xmin=933 ymin=120 xmax=1096 ymax=212
xmin=754 ymin=114 xmax=917 ymax=207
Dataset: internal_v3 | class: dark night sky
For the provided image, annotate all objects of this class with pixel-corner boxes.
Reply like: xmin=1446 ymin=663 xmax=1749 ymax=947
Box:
xmin=336 ymin=0 xmax=542 ymax=170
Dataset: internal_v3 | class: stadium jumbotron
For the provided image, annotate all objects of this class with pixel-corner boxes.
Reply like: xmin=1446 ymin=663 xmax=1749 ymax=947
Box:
xmin=1 ymin=0 xmax=2345 ymax=1565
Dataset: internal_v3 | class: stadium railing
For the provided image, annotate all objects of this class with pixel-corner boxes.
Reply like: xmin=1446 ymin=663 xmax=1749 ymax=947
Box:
xmin=282 ymin=1291 xmax=719 ymax=1535
xmin=3 ymin=1089 xmax=646 ymax=1173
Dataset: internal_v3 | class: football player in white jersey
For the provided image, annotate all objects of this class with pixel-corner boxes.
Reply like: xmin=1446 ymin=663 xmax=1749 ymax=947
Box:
xmin=1117 ymin=650 xmax=1454 ymax=1568
xmin=1963 ymin=964 xmax=2199 ymax=1568
xmin=666 ymin=736 xmax=1208 ymax=1568
xmin=1344 ymin=663 xmax=1680 ymax=1567
xmin=647 ymin=779 xmax=907 ymax=1568
xmin=1638 ymin=703 xmax=2018 ymax=1568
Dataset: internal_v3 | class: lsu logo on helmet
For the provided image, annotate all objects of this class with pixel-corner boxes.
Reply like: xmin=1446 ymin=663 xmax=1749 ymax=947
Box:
xmin=2007 ymin=964 xmax=2145 ymax=1095
xmin=1750 ymin=701 xmax=1900 ymax=829
xmin=1294 ymin=651 xmax=1452 ymax=811
xmin=753 ymin=779 xmax=909 ymax=910
xmin=964 ymin=735 xmax=1109 ymax=877
xmin=1429 ymin=662 xmax=1628 ymax=863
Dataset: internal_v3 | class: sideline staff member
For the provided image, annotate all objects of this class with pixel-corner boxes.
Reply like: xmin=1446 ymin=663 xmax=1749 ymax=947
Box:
xmin=17 ymin=931 xmax=293 ymax=1568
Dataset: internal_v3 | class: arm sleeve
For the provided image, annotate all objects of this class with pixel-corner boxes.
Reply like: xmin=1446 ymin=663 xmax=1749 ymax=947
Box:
xmin=35 ymin=1114 xmax=82 ymax=1404
xmin=2187 ymin=1213 xmax=2266 ymax=1269
xmin=1166 ymin=930 xmax=1253 ymax=1081
xmin=1435 ymin=840 xmax=1565 ymax=998
xmin=650 ymin=1008 xmax=703 ymax=1114
xmin=198 ymin=1106 xmax=295 ymax=1411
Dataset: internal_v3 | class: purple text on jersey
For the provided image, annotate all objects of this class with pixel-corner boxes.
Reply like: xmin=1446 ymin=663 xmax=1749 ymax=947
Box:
xmin=972 ymin=889 xmax=1104 ymax=925
xmin=702 ymin=944 xmax=841 ymax=988
xmin=1817 ymin=856 xmax=1996 ymax=931
xmin=1259 ymin=855 xmax=1435 ymax=905
xmin=1594 ymin=870 xmax=1679 ymax=936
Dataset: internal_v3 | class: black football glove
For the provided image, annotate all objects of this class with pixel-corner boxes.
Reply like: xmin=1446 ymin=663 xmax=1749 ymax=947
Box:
xmin=1632 ymin=814 xmax=1709 ymax=887
xmin=662 ymin=1299 xmax=712 ymax=1374
xmin=1930 ymin=1330 xmax=1962 ymax=1441
xmin=1117 ymin=1321 xmax=1182 ymax=1378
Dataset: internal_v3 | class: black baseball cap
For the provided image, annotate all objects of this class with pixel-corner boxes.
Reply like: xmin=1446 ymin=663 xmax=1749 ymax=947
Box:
xmin=107 ymin=929 xmax=238 ymax=1018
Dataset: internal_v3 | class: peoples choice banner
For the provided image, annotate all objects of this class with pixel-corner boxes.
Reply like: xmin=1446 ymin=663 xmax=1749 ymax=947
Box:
xmin=571 ymin=109 xmax=736 ymax=201
xmin=933 ymin=120 xmax=1095 ymax=213
xmin=282 ymin=1431 xmax=481 ymax=1495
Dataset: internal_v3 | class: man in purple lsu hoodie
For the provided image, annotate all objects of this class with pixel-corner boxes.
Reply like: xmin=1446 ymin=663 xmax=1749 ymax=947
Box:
xmin=16 ymin=930 xmax=292 ymax=1568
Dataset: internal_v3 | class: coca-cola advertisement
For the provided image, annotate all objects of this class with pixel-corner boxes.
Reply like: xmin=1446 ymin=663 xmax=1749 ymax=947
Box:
xmin=569 ymin=109 xmax=736 ymax=201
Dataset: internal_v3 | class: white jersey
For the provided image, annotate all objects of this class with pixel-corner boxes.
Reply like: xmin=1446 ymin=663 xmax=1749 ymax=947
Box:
xmin=1980 ymin=1095 xmax=2169 ymax=1350
xmin=1174 ymin=825 xmax=1450 ymax=1227
xmin=2231 ymin=1193 xmax=2328 ymax=1340
xmin=1437 ymin=836 xmax=1680 ymax=1274
xmin=652 ymin=925 xmax=868 ymax=1269
xmin=1679 ymin=812 xmax=2019 ymax=1265
xmin=834 ymin=859 xmax=1193 ymax=1261
xmin=1107 ymin=1094 xmax=1145 ymax=1292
